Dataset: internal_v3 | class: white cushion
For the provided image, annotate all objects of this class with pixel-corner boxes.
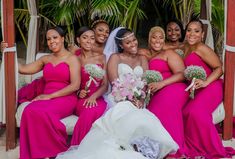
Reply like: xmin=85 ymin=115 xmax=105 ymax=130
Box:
xmin=16 ymin=102 xmax=78 ymax=135
xmin=212 ymin=102 xmax=225 ymax=124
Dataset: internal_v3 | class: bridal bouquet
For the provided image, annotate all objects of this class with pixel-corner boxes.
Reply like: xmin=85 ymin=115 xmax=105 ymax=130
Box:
xmin=111 ymin=73 xmax=147 ymax=105
xmin=84 ymin=64 xmax=105 ymax=90
xmin=142 ymin=70 xmax=163 ymax=104
xmin=184 ymin=65 xmax=207 ymax=99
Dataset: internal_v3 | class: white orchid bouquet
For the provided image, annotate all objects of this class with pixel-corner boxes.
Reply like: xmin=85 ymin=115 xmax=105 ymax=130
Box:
xmin=184 ymin=65 xmax=207 ymax=99
xmin=142 ymin=70 xmax=163 ymax=105
xmin=111 ymin=73 xmax=147 ymax=106
xmin=84 ymin=64 xmax=105 ymax=90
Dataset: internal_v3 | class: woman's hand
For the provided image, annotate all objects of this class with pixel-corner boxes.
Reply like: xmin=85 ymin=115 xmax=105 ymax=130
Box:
xmin=78 ymin=89 xmax=89 ymax=98
xmin=148 ymin=81 xmax=165 ymax=93
xmin=83 ymin=96 xmax=97 ymax=108
xmin=194 ymin=79 xmax=209 ymax=90
xmin=132 ymin=98 xmax=145 ymax=109
xmin=1 ymin=41 xmax=8 ymax=52
xmin=32 ymin=94 xmax=52 ymax=101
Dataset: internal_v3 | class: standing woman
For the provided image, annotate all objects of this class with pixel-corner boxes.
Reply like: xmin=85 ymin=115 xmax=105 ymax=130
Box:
xmin=70 ymin=26 xmax=108 ymax=145
xmin=19 ymin=26 xmax=80 ymax=159
xmin=183 ymin=19 xmax=235 ymax=158
xmin=164 ymin=19 xmax=185 ymax=57
xmin=74 ymin=19 xmax=110 ymax=56
xmin=147 ymin=26 xmax=189 ymax=157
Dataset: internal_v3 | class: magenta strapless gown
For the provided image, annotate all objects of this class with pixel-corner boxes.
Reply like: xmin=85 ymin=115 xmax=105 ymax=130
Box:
xmin=147 ymin=58 xmax=189 ymax=157
xmin=17 ymin=49 xmax=82 ymax=104
xmin=70 ymin=64 xmax=107 ymax=145
xmin=20 ymin=62 xmax=77 ymax=159
xmin=183 ymin=52 xmax=235 ymax=158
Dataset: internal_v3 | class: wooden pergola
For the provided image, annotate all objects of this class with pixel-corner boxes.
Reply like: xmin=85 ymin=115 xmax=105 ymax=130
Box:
xmin=2 ymin=0 xmax=235 ymax=150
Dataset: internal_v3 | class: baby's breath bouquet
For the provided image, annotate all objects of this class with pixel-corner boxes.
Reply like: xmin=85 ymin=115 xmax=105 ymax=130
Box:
xmin=184 ymin=65 xmax=207 ymax=99
xmin=111 ymin=73 xmax=147 ymax=107
xmin=142 ymin=70 xmax=163 ymax=105
xmin=84 ymin=64 xmax=105 ymax=90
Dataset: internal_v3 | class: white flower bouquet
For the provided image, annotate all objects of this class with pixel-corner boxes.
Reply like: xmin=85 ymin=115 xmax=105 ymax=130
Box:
xmin=142 ymin=70 xmax=163 ymax=105
xmin=111 ymin=73 xmax=147 ymax=106
xmin=184 ymin=65 xmax=207 ymax=99
xmin=84 ymin=64 xmax=105 ymax=90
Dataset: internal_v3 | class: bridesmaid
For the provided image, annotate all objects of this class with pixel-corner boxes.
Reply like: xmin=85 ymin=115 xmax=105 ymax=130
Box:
xmin=19 ymin=27 xmax=80 ymax=159
xmin=74 ymin=19 xmax=110 ymax=56
xmin=70 ymin=26 xmax=108 ymax=145
xmin=164 ymin=19 xmax=185 ymax=56
xmin=138 ymin=19 xmax=185 ymax=60
xmin=183 ymin=19 xmax=235 ymax=158
xmin=146 ymin=26 xmax=189 ymax=157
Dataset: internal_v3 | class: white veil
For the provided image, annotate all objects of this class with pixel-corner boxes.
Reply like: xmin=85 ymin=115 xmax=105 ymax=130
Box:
xmin=103 ymin=27 xmax=124 ymax=62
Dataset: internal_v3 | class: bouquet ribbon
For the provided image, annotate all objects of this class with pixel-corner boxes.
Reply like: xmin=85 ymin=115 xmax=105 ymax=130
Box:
xmin=185 ymin=77 xmax=196 ymax=92
xmin=86 ymin=76 xmax=98 ymax=90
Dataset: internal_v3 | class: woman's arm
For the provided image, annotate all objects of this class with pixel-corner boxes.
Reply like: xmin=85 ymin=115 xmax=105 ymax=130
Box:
xmin=194 ymin=44 xmax=223 ymax=89
xmin=164 ymin=50 xmax=185 ymax=85
xmin=19 ymin=56 xmax=46 ymax=74
xmin=140 ymin=55 xmax=149 ymax=71
xmin=107 ymin=54 xmax=119 ymax=83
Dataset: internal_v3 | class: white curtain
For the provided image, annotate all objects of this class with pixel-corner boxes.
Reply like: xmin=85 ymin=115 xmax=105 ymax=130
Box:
xmin=25 ymin=0 xmax=38 ymax=83
xmin=200 ymin=0 xmax=214 ymax=50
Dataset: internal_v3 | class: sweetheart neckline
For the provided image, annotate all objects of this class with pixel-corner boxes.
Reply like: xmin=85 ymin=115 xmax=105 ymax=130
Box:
xmin=118 ymin=63 xmax=142 ymax=71
xmin=46 ymin=62 xmax=69 ymax=68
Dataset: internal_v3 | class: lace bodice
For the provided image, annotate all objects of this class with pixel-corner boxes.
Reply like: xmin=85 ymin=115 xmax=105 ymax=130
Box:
xmin=118 ymin=63 xmax=143 ymax=78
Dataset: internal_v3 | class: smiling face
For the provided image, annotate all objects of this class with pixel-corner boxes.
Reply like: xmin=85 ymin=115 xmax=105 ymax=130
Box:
xmin=77 ymin=30 xmax=95 ymax=51
xmin=93 ymin=22 xmax=110 ymax=44
xmin=149 ymin=30 xmax=165 ymax=52
xmin=46 ymin=29 xmax=64 ymax=53
xmin=166 ymin=22 xmax=182 ymax=42
xmin=185 ymin=21 xmax=204 ymax=45
xmin=121 ymin=32 xmax=138 ymax=55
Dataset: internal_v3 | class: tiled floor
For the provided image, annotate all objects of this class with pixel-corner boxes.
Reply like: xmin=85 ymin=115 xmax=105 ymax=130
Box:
xmin=0 ymin=128 xmax=235 ymax=159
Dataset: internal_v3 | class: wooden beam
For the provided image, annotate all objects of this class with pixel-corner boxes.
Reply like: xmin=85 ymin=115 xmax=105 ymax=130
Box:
xmin=200 ymin=0 xmax=208 ymax=43
xmin=2 ymin=0 xmax=17 ymax=150
xmin=223 ymin=0 xmax=235 ymax=140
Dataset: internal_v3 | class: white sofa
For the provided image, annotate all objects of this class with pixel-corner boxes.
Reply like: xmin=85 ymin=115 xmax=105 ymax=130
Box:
xmin=16 ymin=53 xmax=78 ymax=135
xmin=15 ymin=53 xmax=233 ymax=135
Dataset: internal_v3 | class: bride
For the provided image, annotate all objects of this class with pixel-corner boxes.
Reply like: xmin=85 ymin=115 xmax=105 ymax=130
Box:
xmin=56 ymin=28 xmax=178 ymax=159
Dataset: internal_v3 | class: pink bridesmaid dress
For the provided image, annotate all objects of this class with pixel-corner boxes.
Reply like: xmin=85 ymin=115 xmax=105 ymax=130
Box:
xmin=17 ymin=49 xmax=82 ymax=105
xmin=70 ymin=64 xmax=107 ymax=145
xmin=20 ymin=62 xmax=77 ymax=159
xmin=183 ymin=52 xmax=235 ymax=158
xmin=147 ymin=58 xmax=189 ymax=157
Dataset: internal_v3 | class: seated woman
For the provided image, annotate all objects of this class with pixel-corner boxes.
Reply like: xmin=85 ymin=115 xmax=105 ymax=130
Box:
xmin=56 ymin=28 xmax=178 ymax=159
xmin=70 ymin=26 xmax=108 ymax=145
xmin=12 ymin=27 xmax=80 ymax=159
xmin=146 ymin=26 xmax=189 ymax=158
xmin=183 ymin=19 xmax=235 ymax=158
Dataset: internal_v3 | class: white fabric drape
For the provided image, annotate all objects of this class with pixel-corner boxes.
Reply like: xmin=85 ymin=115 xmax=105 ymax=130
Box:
xmin=200 ymin=0 xmax=214 ymax=50
xmin=0 ymin=47 xmax=18 ymax=124
xmin=25 ymin=0 xmax=38 ymax=83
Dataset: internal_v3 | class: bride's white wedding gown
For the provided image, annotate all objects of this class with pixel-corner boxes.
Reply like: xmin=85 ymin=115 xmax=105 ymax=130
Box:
xmin=56 ymin=63 xmax=178 ymax=159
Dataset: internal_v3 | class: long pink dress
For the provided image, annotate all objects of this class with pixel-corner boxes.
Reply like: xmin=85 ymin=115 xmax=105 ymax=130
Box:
xmin=183 ymin=52 xmax=235 ymax=158
xmin=20 ymin=62 xmax=77 ymax=159
xmin=147 ymin=58 xmax=189 ymax=157
xmin=70 ymin=64 xmax=107 ymax=145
